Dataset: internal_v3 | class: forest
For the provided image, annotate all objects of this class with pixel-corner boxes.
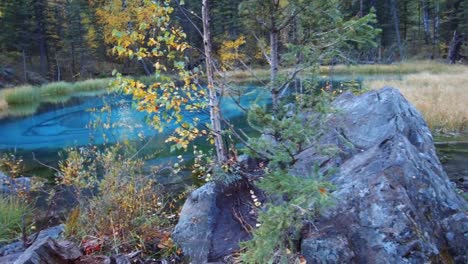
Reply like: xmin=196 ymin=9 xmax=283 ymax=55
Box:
xmin=0 ymin=0 xmax=467 ymax=84
xmin=0 ymin=0 xmax=467 ymax=264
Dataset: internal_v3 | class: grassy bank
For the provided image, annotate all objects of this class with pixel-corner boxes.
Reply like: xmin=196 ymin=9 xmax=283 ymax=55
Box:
xmin=0 ymin=78 xmax=111 ymax=118
xmin=225 ymin=61 xmax=468 ymax=82
xmin=0 ymin=98 xmax=7 ymax=119
xmin=364 ymin=69 xmax=468 ymax=133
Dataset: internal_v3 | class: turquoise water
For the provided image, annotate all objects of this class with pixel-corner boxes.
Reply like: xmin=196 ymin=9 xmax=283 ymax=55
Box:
xmin=1 ymin=78 xmax=465 ymax=192
xmin=0 ymin=86 xmax=269 ymax=151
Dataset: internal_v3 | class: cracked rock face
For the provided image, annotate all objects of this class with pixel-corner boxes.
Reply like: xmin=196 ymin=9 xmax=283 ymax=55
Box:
xmin=298 ymin=88 xmax=467 ymax=263
xmin=173 ymin=87 xmax=467 ymax=263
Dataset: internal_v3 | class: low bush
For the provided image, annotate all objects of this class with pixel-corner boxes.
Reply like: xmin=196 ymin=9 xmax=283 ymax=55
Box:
xmin=59 ymin=145 xmax=178 ymax=256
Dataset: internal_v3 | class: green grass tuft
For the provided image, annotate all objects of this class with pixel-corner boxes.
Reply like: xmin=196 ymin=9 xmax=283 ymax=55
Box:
xmin=1 ymin=86 xmax=40 ymax=106
xmin=73 ymin=78 xmax=110 ymax=92
xmin=0 ymin=195 xmax=32 ymax=243
xmin=0 ymin=78 xmax=112 ymax=118
xmin=40 ymin=82 xmax=74 ymax=97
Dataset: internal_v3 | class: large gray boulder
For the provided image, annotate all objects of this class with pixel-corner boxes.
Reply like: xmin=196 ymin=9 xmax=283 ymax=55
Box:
xmin=298 ymin=88 xmax=467 ymax=263
xmin=173 ymin=87 xmax=467 ymax=263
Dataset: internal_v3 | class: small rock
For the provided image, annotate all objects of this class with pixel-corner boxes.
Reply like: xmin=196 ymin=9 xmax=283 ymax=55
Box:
xmin=14 ymin=238 xmax=82 ymax=264
xmin=0 ymin=172 xmax=31 ymax=195
xmin=0 ymin=225 xmax=65 ymax=257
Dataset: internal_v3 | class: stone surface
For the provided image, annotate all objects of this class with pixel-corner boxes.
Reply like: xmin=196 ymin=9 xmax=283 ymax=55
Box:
xmin=173 ymin=87 xmax=467 ymax=263
xmin=172 ymin=181 xmax=261 ymax=263
xmin=0 ymin=225 xmax=65 ymax=257
xmin=0 ymin=172 xmax=31 ymax=194
xmin=297 ymin=88 xmax=467 ymax=263
xmin=14 ymin=238 xmax=82 ymax=264
xmin=25 ymin=71 xmax=47 ymax=85
xmin=74 ymin=254 xmax=135 ymax=264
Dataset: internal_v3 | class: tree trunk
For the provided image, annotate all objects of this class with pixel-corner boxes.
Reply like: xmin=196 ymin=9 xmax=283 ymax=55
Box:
xmin=448 ymin=31 xmax=463 ymax=64
xmin=22 ymin=49 xmax=28 ymax=82
xmin=202 ymin=0 xmax=227 ymax=164
xmin=34 ymin=0 xmax=49 ymax=78
xmin=140 ymin=60 xmax=152 ymax=76
xmin=270 ymin=29 xmax=280 ymax=109
xmin=77 ymin=9 xmax=86 ymax=77
xmin=433 ymin=0 xmax=440 ymax=44
xmin=421 ymin=0 xmax=431 ymax=44
xmin=359 ymin=0 xmax=364 ymax=17
xmin=390 ymin=0 xmax=404 ymax=60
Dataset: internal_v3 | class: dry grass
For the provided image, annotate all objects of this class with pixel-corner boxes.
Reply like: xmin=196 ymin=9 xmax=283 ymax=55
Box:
xmin=0 ymin=98 xmax=7 ymax=118
xmin=322 ymin=61 xmax=468 ymax=75
xmin=225 ymin=61 xmax=468 ymax=82
xmin=364 ymin=69 xmax=468 ymax=133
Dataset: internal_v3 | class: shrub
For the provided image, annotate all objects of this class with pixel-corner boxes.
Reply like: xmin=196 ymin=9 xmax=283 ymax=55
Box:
xmin=59 ymin=145 xmax=178 ymax=256
xmin=0 ymin=153 xmax=24 ymax=178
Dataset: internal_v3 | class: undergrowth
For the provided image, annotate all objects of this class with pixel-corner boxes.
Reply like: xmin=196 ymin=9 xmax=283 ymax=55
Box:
xmin=58 ymin=145 xmax=180 ymax=257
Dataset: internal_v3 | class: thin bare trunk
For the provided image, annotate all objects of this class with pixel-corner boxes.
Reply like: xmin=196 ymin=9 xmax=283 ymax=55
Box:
xmin=77 ymin=10 xmax=85 ymax=77
xmin=433 ymin=0 xmax=440 ymax=44
xmin=56 ymin=54 xmax=61 ymax=81
xmin=140 ymin=60 xmax=152 ymax=76
xmin=390 ymin=0 xmax=404 ymax=60
xmin=35 ymin=0 xmax=48 ymax=78
xmin=448 ymin=31 xmax=463 ymax=64
xmin=22 ymin=49 xmax=28 ymax=82
xmin=202 ymin=0 xmax=226 ymax=164
xmin=270 ymin=29 xmax=279 ymax=109
xmin=421 ymin=0 xmax=431 ymax=44
xmin=359 ymin=0 xmax=364 ymax=17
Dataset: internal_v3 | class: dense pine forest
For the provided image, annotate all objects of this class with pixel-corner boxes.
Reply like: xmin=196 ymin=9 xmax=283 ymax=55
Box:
xmin=1 ymin=0 xmax=467 ymax=85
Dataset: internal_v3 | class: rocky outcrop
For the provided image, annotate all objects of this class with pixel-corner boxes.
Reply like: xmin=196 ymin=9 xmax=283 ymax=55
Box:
xmin=296 ymin=88 xmax=467 ymax=263
xmin=173 ymin=87 xmax=467 ymax=263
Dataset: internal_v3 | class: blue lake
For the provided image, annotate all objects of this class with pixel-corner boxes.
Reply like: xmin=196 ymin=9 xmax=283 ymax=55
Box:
xmin=0 ymin=85 xmax=269 ymax=151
